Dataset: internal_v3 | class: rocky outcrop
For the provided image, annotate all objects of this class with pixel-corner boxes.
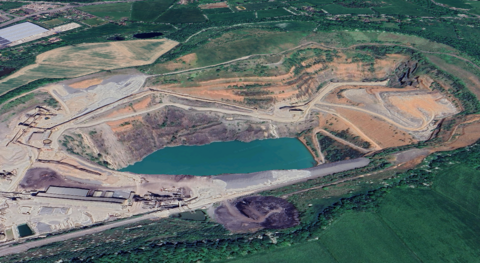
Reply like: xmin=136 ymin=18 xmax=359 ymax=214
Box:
xmin=62 ymin=106 xmax=317 ymax=169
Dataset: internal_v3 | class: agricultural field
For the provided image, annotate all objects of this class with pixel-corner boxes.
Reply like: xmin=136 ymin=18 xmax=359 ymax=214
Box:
xmin=379 ymin=189 xmax=480 ymax=262
xmin=323 ymin=4 xmax=374 ymax=14
xmin=256 ymin=9 xmax=292 ymax=18
xmin=436 ymin=0 xmax=472 ymax=9
xmin=372 ymin=0 xmax=431 ymax=16
xmin=224 ymin=241 xmax=336 ymax=263
xmin=202 ymin=8 xmax=232 ymax=14
xmin=433 ymin=165 xmax=480 ymax=216
xmin=177 ymin=29 xmax=307 ymax=66
xmin=131 ymin=0 xmax=176 ymax=21
xmin=242 ymin=2 xmax=285 ymax=11
xmin=81 ymin=17 xmax=107 ymax=26
xmin=302 ymin=0 xmax=336 ymax=5
xmin=38 ymin=18 xmax=70 ymax=28
xmin=467 ymin=1 xmax=480 ymax=15
xmin=156 ymin=7 xmax=206 ymax=23
xmin=208 ymin=11 xmax=256 ymax=21
xmin=0 ymin=40 xmax=178 ymax=96
xmin=0 ymin=1 xmax=24 ymax=11
xmin=78 ymin=3 xmax=132 ymax=21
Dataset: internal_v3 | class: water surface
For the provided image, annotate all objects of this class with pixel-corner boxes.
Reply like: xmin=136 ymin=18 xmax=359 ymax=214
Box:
xmin=17 ymin=224 xmax=34 ymax=237
xmin=121 ymin=138 xmax=314 ymax=175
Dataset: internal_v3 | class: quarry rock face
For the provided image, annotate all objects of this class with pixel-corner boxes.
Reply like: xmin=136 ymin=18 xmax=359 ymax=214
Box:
xmin=65 ymin=106 xmax=316 ymax=170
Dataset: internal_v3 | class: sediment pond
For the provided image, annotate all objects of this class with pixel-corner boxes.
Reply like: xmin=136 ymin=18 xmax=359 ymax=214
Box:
xmin=121 ymin=138 xmax=315 ymax=175
xmin=17 ymin=224 xmax=34 ymax=238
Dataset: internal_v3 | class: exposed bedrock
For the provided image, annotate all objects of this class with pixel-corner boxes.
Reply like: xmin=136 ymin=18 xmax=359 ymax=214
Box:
xmin=62 ymin=106 xmax=317 ymax=169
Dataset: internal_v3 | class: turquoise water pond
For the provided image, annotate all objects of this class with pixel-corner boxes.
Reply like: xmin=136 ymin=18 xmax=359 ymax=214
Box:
xmin=120 ymin=138 xmax=314 ymax=175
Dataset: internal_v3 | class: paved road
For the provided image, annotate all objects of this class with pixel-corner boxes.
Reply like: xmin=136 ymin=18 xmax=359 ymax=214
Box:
xmin=0 ymin=213 xmax=156 ymax=257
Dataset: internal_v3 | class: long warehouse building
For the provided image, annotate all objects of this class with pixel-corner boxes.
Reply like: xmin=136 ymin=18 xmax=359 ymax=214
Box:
xmin=0 ymin=22 xmax=48 ymax=47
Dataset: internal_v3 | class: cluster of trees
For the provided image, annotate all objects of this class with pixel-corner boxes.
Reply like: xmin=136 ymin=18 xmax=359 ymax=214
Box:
xmin=328 ymin=128 xmax=371 ymax=148
xmin=429 ymin=67 xmax=480 ymax=115
xmin=317 ymin=133 xmax=363 ymax=161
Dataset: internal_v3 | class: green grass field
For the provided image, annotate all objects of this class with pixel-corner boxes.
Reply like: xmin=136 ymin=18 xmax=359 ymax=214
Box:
xmin=257 ymin=8 xmax=292 ymax=18
xmin=131 ymin=0 xmax=176 ymax=21
xmin=323 ymin=4 xmax=374 ymax=14
xmin=433 ymin=165 xmax=480 ymax=216
xmin=208 ymin=11 xmax=255 ymax=21
xmin=373 ymin=0 xmax=431 ymax=16
xmin=201 ymin=8 xmax=232 ymax=14
xmin=0 ymin=1 xmax=24 ymax=11
xmin=300 ymin=0 xmax=334 ymax=5
xmin=318 ymin=212 xmax=420 ymax=263
xmin=436 ymin=0 xmax=472 ymax=8
xmin=78 ymin=3 xmax=132 ymax=20
xmin=39 ymin=18 xmax=70 ymax=28
xmin=467 ymin=1 xmax=480 ymax=15
xmin=379 ymin=188 xmax=480 ymax=262
xmin=82 ymin=18 xmax=107 ymax=26
xmin=243 ymin=2 xmax=285 ymax=11
xmin=457 ymin=25 xmax=480 ymax=43
xmin=194 ymin=30 xmax=307 ymax=66
xmin=223 ymin=241 xmax=336 ymax=263
xmin=156 ymin=7 xmax=206 ymax=23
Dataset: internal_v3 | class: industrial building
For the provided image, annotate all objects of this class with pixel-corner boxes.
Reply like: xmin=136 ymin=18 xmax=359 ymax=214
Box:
xmin=34 ymin=186 xmax=134 ymax=205
xmin=46 ymin=186 xmax=89 ymax=197
xmin=0 ymin=22 xmax=48 ymax=47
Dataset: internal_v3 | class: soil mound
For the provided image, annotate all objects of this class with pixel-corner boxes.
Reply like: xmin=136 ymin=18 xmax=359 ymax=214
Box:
xmin=215 ymin=196 xmax=299 ymax=232
xmin=19 ymin=167 xmax=93 ymax=191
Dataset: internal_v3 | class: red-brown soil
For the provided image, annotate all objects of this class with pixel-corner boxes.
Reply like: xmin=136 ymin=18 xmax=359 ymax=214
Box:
xmin=335 ymin=108 xmax=416 ymax=148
